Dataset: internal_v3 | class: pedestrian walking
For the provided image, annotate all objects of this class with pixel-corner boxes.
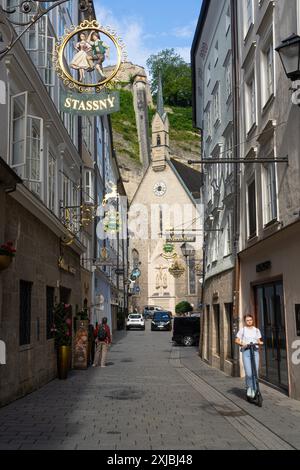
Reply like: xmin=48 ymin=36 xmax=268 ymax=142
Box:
xmin=235 ymin=315 xmax=264 ymax=399
xmin=92 ymin=317 xmax=112 ymax=368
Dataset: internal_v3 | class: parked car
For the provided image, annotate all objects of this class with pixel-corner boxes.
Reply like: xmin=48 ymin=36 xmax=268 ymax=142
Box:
xmin=126 ymin=314 xmax=145 ymax=331
xmin=151 ymin=311 xmax=172 ymax=331
xmin=172 ymin=316 xmax=200 ymax=347
xmin=143 ymin=305 xmax=164 ymax=319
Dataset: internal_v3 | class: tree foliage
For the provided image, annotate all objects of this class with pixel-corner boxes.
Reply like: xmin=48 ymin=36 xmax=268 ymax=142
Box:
xmin=146 ymin=49 xmax=192 ymax=108
xmin=175 ymin=301 xmax=194 ymax=315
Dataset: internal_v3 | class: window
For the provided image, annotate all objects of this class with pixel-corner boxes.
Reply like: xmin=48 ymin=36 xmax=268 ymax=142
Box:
xmin=82 ymin=116 xmax=93 ymax=154
xmin=263 ymin=163 xmax=277 ymax=224
xmin=225 ymin=303 xmax=234 ymax=360
xmin=224 ymin=213 xmax=233 ymax=257
xmin=247 ymin=179 xmax=257 ymax=238
xmin=226 ymin=7 xmax=231 ymax=34
xmin=81 ymin=234 xmax=92 ymax=271
xmin=84 ymin=170 xmax=94 ymax=203
xmin=48 ymin=150 xmax=56 ymax=213
xmin=46 ymin=286 xmax=55 ymax=340
xmin=225 ymin=132 xmax=233 ymax=178
xmin=159 ymin=206 xmax=163 ymax=238
xmin=19 ymin=281 xmax=32 ymax=346
xmin=246 ymin=73 xmax=256 ymax=131
xmin=63 ymin=173 xmax=71 ymax=208
xmin=22 ymin=16 xmax=55 ymax=92
xmin=245 ymin=0 xmax=253 ymax=36
xmin=212 ymin=235 xmax=218 ymax=262
xmin=188 ymin=255 xmax=196 ymax=295
xmin=214 ymin=42 xmax=219 ymax=67
xmin=262 ymin=39 xmax=274 ymax=105
xmin=225 ymin=60 xmax=232 ymax=101
xmin=205 ymin=103 xmax=212 ymax=139
xmin=11 ymin=92 xmax=27 ymax=171
xmin=214 ymin=305 xmax=221 ymax=356
xmin=207 ymin=63 xmax=211 ymax=87
xmin=213 ymin=84 xmax=220 ymax=125
xmin=11 ymin=92 xmax=43 ymax=197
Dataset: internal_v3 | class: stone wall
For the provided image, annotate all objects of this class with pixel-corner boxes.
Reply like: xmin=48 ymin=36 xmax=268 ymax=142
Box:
xmin=0 ymin=194 xmax=82 ymax=407
xmin=202 ymin=269 xmax=234 ymax=376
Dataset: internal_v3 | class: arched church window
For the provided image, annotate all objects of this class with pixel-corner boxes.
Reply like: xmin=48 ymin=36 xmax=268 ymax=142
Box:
xmin=157 ymin=134 xmax=161 ymax=146
xmin=132 ymin=249 xmax=140 ymax=269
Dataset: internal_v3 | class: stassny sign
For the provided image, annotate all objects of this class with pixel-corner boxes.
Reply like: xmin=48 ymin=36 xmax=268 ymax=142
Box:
xmin=61 ymin=91 xmax=120 ymax=116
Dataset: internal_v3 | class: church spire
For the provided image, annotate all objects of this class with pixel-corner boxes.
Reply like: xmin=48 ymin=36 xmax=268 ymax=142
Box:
xmin=157 ymin=70 xmax=165 ymax=119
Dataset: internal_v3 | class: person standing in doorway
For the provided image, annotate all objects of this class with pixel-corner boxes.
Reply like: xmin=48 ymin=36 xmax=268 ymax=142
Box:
xmin=235 ymin=315 xmax=264 ymax=398
xmin=92 ymin=317 xmax=112 ymax=368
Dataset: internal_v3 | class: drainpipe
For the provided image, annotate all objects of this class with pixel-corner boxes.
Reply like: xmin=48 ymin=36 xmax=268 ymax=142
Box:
xmin=231 ymin=0 xmax=241 ymax=377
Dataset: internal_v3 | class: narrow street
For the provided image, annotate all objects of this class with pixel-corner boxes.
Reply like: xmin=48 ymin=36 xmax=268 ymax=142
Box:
xmin=1 ymin=322 xmax=300 ymax=451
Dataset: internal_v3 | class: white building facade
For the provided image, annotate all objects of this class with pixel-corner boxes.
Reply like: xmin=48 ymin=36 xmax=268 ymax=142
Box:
xmin=192 ymin=0 xmax=238 ymax=376
xmin=238 ymin=0 xmax=300 ymax=400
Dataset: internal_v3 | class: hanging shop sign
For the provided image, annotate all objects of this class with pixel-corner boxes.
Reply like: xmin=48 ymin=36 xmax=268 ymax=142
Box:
xmin=162 ymin=243 xmax=177 ymax=260
xmin=103 ymin=210 xmax=121 ymax=234
xmin=54 ymin=19 xmax=127 ymax=115
xmin=168 ymin=261 xmax=185 ymax=279
xmin=131 ymin=268 xmax=141 ymax=280
xmin=60 ymin=90 xmax=120 ymax=116
xmin=58 ymin=256 xmax=76 ymax=275
xmin=163 ymin=243 xmax=175 ymax=254
xmin=74 ymin=320 xmax=89 ymax=370
xmin=166 ymin=236 xmax=196 ymax=243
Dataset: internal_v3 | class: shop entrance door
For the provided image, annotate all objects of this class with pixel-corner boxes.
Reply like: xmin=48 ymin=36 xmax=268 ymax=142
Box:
xmin=255 ymin=281 xmax=288 ymax=390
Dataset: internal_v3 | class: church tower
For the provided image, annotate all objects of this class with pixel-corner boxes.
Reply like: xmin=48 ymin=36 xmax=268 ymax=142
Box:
xmin=151 ymin=73 xmax=170 ymax=171
xmin=133 ymin=72 xmax=151 ymax=171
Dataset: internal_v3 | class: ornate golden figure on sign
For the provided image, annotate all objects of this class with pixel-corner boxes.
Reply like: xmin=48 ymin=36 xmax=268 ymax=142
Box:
xmin=54 ymin=20 xmax=127 ymax=93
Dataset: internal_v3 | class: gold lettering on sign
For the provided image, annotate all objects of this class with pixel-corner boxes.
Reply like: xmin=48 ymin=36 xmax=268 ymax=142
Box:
xmin=63 ymin=97 xmax=118 ymax=112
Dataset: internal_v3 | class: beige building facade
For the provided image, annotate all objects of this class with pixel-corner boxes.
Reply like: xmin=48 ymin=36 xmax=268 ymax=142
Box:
xmin=129 ymin=79 xmax=203 ymax=315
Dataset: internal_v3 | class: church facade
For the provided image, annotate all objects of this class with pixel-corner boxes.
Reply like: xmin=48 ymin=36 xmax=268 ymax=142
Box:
xmin=129 ymin=77 xmax=203 ymax=315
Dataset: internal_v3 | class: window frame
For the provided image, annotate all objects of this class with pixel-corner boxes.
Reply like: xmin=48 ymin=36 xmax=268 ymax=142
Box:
xmin=247 ymin=177 xmax=257 ymax=239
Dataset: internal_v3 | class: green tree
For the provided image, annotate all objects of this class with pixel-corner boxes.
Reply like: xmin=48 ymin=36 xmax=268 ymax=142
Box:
xmin=175 ymin=301 xmax=194 ymax=316
xmin=146 ymin=49 xmax=192 ymax=107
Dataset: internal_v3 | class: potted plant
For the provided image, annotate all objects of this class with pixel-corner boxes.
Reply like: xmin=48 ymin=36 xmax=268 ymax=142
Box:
xmin=0 ymin=241 xmax=16 ymax=271
xmin=52 ymin=303 xmax=72 ymax=380
xmin=175 ymin=301 xmax=194 ymax=317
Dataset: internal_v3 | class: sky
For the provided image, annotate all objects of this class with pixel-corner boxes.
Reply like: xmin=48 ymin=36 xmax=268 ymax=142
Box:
xmin=94 ymin=0 xmax=202 ymax=70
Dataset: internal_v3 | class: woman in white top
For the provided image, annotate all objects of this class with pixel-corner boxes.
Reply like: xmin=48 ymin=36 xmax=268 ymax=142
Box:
xmin=235 ymin=315 xmax=264 ymax=398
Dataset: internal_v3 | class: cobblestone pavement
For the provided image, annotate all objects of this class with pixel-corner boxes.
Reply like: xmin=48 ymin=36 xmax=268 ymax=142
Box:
xmin=0 ymin=322 xmax=300 ymax=450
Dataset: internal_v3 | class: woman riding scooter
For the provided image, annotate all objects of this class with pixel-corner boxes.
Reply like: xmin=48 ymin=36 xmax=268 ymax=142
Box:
xmin=235 ymin=315 xmax=264 ymax=401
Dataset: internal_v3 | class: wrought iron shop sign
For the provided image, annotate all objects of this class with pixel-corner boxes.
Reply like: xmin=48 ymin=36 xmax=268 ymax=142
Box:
xmin=166 ymin=236 xmax=196 ymax=243
xmin=61 ymin=90 xmax=120 ymax=116
xmin=54 ymin=20 xmax=126 ymax=92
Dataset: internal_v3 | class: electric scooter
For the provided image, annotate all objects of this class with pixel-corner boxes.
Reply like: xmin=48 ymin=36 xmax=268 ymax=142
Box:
xmin=245 ymin=343 xmax=263 ymax=407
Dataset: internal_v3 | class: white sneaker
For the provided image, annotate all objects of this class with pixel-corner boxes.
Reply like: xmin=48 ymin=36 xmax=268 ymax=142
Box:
xmin=247 ymin=387 xmax=252 ymax=397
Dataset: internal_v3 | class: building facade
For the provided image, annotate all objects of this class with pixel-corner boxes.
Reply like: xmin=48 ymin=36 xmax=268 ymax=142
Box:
xmin=192 ymin=0 xmax=239 ymax=376
xmin=0 ymin=1 xmax=128 ymax=406
xmin=192 ymin=0 xmax=300 ymax=400
xmin=238 ymin=0 xmax=300 ymax=400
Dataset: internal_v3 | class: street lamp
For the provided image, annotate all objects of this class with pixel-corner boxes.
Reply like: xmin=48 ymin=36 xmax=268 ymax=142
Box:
xmin=275 ymin=34 xmax=300 ymax=81
xmin=181 ymin=243 xmax=195 ymax=259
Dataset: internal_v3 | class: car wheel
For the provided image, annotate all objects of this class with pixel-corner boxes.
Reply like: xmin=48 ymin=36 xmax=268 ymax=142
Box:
xmin=126 ymin=327 xmax=130 ymax=331
xmin=183 ymin=336 xmax=194 ymax=347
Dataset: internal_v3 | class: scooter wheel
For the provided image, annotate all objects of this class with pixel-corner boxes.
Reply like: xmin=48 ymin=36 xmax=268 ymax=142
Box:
xmin=256 ymin=394 xmax=263 ymax=407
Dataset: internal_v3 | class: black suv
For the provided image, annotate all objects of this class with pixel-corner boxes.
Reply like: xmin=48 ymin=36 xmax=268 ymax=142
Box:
xmin=172 ymin=316 xmax=200 ymax=346
xmin=151 ymin=311 xmax=172 ymax=331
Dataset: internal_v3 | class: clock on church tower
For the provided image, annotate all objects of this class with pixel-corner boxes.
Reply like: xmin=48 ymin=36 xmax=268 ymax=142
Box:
xmin=153 ymin=181 xmax=167 ymax=197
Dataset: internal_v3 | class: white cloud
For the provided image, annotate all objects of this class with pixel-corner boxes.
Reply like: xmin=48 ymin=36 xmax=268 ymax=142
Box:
xmin=95 ymin=5 xmax=156 ymax=69
xmin=173 ymin=21 xmax=197 ymax=39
